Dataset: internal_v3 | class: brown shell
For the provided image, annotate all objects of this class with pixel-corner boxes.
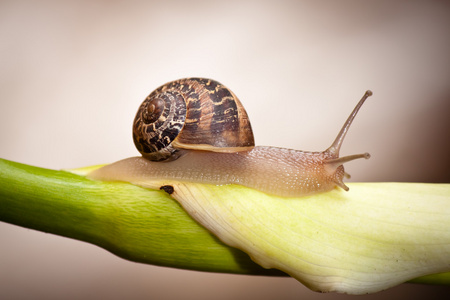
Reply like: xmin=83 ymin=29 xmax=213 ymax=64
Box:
xmin=133 ymin=78 xmax=255 ymax=161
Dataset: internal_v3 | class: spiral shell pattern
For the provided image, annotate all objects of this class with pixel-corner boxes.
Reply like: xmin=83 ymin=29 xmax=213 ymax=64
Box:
xmin=133 ymin=78 xmax=255 ymax=161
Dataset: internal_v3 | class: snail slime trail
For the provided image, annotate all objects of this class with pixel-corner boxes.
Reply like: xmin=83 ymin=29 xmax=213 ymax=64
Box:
xmin=89 ymin=78 xmax=372 ymax=197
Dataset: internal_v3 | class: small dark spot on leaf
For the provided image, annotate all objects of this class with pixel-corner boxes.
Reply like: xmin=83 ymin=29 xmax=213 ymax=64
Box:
xmin=160 ymin=185 xmax=174 ymax=194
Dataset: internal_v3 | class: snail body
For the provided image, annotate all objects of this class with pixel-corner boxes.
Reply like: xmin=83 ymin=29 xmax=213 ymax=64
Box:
xmin=89 ymin=78 xmax=372 ymax=197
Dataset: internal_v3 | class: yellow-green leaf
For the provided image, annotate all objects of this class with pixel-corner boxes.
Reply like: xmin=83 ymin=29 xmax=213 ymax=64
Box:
xmin=162 ymin=181 xmax=450 ymax=294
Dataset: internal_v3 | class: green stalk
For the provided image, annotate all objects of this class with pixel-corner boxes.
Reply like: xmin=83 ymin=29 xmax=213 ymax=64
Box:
xmin=0 ymin=157 xmax=448 ymax=286
xmin=0 ymin=158 xmax=281 ymax=276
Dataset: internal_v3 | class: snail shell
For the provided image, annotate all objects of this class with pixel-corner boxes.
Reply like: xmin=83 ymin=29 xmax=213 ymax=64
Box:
xmin=133 ymin=78 xmax=255 ymax=161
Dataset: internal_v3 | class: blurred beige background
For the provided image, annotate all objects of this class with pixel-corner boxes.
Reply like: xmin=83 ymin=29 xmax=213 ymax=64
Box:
xmin=1 ymin=0 xmax=449 ymax=299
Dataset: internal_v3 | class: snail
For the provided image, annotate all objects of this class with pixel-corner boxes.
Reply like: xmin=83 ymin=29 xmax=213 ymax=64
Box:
xmin=89 ymin=78 xmax=372 ymax=197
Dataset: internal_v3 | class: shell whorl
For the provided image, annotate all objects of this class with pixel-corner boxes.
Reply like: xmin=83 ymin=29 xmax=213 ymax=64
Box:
xmin=133 ymin=78 xmax=255 ymax=161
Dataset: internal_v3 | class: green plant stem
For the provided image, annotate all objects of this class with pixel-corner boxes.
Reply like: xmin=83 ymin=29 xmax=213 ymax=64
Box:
xmin=0 ymin=158 xmax=448 ymax=284
xmin=0 ymin=158 xmax=281 ymax=276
